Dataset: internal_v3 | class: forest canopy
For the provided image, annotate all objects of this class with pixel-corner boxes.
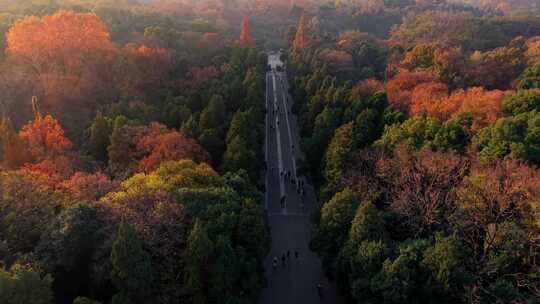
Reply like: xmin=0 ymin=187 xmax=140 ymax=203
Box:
xmin=0 ymin=0 xmax=539 ymax=303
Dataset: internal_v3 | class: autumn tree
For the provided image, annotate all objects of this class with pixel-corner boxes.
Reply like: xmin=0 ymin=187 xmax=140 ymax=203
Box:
xmin=380 ymin=147 xmax=470 ymax=236
xmin=5 ymin=11 xmax=117 ymax=116
xmin=19 ymin=112 xmax=72 ymax=162
xmin=410 ymin=85 xmax=505 ymax=131
xmin=137 ymin=124 xmax=209 ymax=172
xmin=445 ymin=87 xmax=505 ymax=130
xmin=409 ymin=81 xmax=449 ymax=118
xmin=451 ymin=160 xmax=540 ymax=298
xmin=318 ymin=49 xmax=354 ymax=72
xmin=386 ymin=69 xmax=437 ymax=113
xmin=15 ymin=100 xmax=75 ymax=179
xmin=400 ymin=43 xmax=465 ymax=86
xmin=525 ymin=36 xmax=540 ymax=65
xmin=61 ymin=172 xmax=116 ymax=202
xmin=6 ymin=11 xmax=115 ymax=69
xmin=237 ymin=17 xmax=255 ymax=46
xmin=293 ymin=15 xmax=309 ymax=51
xmin=351 ymin=78 xmax=385 ymax=100
xmin=336 ymin=31 xmax=372 ymax=52
xmin=468 ymin=46 xmax=526 ymax=89
xmin=122 ymin=43 xmax=172 ymax=95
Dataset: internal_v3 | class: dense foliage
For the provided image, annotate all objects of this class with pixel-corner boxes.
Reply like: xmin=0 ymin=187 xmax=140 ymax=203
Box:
xmin=0 ymin=2 xmax=269 ymax=304
xmin=1 ymin=0 xmax=540 ymax=303
xmin=284 ymin=1 xmax=540 ymax=303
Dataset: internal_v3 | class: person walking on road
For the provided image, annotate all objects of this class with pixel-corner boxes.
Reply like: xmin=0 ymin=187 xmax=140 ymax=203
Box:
xmin=281 ymin=254 xmax=286 ymax=266
xmin=294 ymin=251 xmax=299 ymax=259
xmin=287 ymin=250 xmax=290 ymax=259
xmin=273 ymin=257 xmax=278 ymax=270
xmin=317 ymin=283 xmax=323 ymax=297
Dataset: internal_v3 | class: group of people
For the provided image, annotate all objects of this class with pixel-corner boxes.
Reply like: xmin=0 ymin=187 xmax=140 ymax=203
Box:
xmin=271 ymin=251 xmax=325 ymax=298
xmin=266 ymin=71 xmax=327 ymax=300
xmin=280 ymin=170 xmax=294 ymax=182
xmin=272 ymin=250 xmax=299 ymax=269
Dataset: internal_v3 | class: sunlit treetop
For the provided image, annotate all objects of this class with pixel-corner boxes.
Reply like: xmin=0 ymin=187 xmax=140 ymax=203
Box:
xmin=238 ymin=16 xmax=255 ymax=46
xmin=293 ymin=14 xmax=309 ymax=51
xmin=6 ymin=10 xmax=116 ymax=70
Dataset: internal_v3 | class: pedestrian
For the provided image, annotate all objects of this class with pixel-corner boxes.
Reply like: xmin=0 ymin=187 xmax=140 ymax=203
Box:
xmin=281 ymin=254 xmax=286 ymax=266
xmin=294 ymin=251 xmax=299 ymax=259
xmin=273 ymin=257 xmax=278 ymax=269
xmin=317 ymin=283 xmax=323 ymax=297
xmin=287 ymin=250 xmax=290 ymax=259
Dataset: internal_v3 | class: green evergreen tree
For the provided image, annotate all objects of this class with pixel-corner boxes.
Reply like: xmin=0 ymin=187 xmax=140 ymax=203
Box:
xmin=323 ymin=122 xmax=355 ymax=198
xmin=210 ymin=236 xmax=236 ymax=301
xmin=89 ymin=112 xmax=113 ymax=162
xmin=311 ymin=188 xmax=358 ymax=274
xmin=107 ymin=116 xmax=130 ymax=173
xmin=185 ymin=220 xmax=214 ymax=304
xmin=199 ymin=95 xmax=226 ymax=131
xmin=110 ymin=218 xmax=153 ymax=303
xmin=221 ymin=136 xmax=256 ymax=178
xmin=348 ymin=202 xmax=386 ymax=248
xmin=181 ymin=114 xmax=200 ymax=139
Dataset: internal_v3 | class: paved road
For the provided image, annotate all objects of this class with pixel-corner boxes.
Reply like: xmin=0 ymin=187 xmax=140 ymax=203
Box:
xmin=259 ymin=54 xmax=344 ymax=304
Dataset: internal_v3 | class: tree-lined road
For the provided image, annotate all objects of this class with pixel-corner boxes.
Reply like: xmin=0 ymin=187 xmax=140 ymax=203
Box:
xmin=259 ymin=53 xmax=343 ymax=304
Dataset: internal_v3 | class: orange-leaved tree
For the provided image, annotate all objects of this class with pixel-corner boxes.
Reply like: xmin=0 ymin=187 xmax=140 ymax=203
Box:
xmin=18 ymin=108 xmax=72 ymax=162
xmin=526 ymin=36 xmax=540 ymax=66
xmin=293 ymin=15 xmax=309 ymax=51
xmin=5 ymin=10 xmax=118 ymax=128
xmin=6 ymin=10 xmax=116 ymax=73
xmin=238 ymin=17 xmax=255 ymax=46
xmin=444 ymin=87 xmax=506 ymax=130
xmin=409 ymin=81 xmax=449 ymax=118
xmin=410 ymin=85 xmax=506 ymax=130
xmin=122 ymin=43 xmax=172 ymax=95
xmin=386 ymin=69 xmax=438 ymax=113
xmin=137 ymin=123 xmax=210 ymax=172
